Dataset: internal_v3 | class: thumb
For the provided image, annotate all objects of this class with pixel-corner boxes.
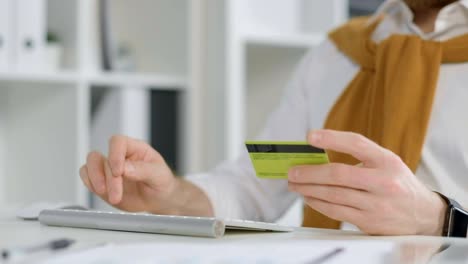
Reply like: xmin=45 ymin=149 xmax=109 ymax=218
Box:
xmin=122 ymin=160 xmax=173 ymax=188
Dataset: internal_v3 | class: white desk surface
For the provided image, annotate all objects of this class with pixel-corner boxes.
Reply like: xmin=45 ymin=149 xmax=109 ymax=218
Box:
xmin=2 ymin=207 xmax=468 ymax=263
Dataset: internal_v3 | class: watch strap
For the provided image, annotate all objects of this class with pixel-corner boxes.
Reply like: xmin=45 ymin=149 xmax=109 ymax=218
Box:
xmin=435 ymin=192 xmax=468 ymax=238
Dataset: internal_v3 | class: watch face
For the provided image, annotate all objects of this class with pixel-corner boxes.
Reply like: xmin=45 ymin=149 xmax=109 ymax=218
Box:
xmin=452 ymin=207 xmax=468 ymax=238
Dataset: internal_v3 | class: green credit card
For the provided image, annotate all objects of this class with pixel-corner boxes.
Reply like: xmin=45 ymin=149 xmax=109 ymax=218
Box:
xmin=245 ymin=141 xmax=329 ymax=179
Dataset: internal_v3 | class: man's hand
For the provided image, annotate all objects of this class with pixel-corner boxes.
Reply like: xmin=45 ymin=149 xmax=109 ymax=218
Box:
xmin=288 ymin=130 xmax=447 ymax=236
xmin=79 ymin=135 xmax=213 ymax=216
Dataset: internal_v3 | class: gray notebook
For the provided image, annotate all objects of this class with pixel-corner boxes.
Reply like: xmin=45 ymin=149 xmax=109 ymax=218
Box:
xmin=39 ymin=209 xmax=294 ymax=238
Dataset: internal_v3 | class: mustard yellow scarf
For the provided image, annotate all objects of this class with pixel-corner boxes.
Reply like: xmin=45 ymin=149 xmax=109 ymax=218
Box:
xmin=303 ymin=17 xmax=468 ymax=229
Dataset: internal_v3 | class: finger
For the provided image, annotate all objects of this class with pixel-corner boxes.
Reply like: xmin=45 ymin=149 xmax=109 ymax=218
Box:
xmin=108 ymin=135 xmax=160 ymax=178
xmin=289 ymin=184 xmax=371 ymax=210
xmin=304 ymin=197 xmax=363 ymax=224
xmin=86 ymin=151 xmax=107 ymax=195
xmin=307 ymin=130 xmax=387 ymax=167
xmin=105 ymin=159 xmax=123 ymax=205
xmin=288 ymin=163 xmax=383 ymax=192
xmin=79 ymin=165 xmax=95 ymax=193
xmin=123 ymin=160 xmax=172 ymax=189
xmin=108 ymin=135 xmax=129 ymax=178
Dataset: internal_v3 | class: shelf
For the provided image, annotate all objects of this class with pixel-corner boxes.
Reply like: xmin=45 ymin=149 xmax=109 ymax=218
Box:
xmin=0 ymin=71 xmax=80 ymax=84
xmin=242 ymin=32 xmax=326 ymax=49
xmin=0 ymin=71 xmax=188 ymax=90
xmin=86 ymin=73 xmax=187 ymax=90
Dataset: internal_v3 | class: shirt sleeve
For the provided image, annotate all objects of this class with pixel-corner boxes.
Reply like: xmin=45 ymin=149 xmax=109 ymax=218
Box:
xmin=186 ymin=40 xmax=336 ymax=222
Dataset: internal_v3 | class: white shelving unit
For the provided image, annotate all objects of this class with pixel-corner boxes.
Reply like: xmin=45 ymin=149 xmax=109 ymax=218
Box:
xmin=0 ymin=72 xmax=186 ymax=88
xmin=0 ymin=71 xmax=80 ymax=83
xmin=243 ymin=32 xmax=325 ymax=49
xmin=0 ymin=0 xmax=349 ymax=222
xmin=0 ymin=0 xmax=203 ymax=207
xmin=0 ymin=79 xmax=87 ymax=205
xmin=86 ymin=73 xmax=187 ymax=89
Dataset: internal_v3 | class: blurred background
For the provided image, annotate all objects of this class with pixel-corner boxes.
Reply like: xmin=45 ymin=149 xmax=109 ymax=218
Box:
xmin=0 ymin=0 xmax=383 ymax=218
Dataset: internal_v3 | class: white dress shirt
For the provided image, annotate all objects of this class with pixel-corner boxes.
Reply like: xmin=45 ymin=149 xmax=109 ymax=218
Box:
xmin=188 ymin=0 xmax=468 ymax=226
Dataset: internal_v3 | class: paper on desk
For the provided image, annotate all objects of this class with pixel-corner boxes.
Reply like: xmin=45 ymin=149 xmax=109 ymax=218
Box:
xmin=40 ymin=240 xmax=396 ymax=264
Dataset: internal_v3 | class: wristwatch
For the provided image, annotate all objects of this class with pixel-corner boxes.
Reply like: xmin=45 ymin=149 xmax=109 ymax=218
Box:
xmin=436 ymin=192 xmax=468 ymax=238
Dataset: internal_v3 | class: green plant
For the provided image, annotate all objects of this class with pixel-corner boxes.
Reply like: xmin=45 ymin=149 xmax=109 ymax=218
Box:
xmin=46 ymin=31 xmax=60 ymax=43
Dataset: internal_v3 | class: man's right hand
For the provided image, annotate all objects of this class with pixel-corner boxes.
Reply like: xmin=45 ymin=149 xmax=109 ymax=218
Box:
xmin=79 ymin=135 xmax=181 ymax=214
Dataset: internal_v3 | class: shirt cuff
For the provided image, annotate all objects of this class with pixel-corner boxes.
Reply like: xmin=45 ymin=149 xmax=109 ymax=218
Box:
xmin=186 ymin=173 xmax=245 ymax=220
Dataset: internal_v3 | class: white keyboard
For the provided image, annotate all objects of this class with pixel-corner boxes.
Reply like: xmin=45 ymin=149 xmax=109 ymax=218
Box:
xmin=38 ymin=209 xmax=294 ymax=238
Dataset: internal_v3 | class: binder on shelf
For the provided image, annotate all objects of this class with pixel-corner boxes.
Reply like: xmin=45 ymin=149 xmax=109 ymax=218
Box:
xmin=99 ymin=0 xmax=117 ymax=71
xmin=150 ymin=90 xmax=179 ymax=172
xmin=0 ymin=0 xmax=13 ymax=71
xmin=14 ymin=0 xmax=46 ymax=72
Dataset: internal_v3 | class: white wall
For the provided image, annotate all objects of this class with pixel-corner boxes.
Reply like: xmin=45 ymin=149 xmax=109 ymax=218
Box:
xmin=302 ymin=0 xmax=349 ymax=33
xmin=246 ymin=45 xmax=308 ymax=139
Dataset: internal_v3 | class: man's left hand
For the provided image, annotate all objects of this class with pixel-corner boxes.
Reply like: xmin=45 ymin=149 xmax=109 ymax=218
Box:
xmin=288 ymin=130 xmax=447 ymax=236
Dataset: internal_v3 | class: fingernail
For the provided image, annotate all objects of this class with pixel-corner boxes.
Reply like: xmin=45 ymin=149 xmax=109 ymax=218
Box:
xmin=309 ymin=132 xmax=322 ymax=144
xmin=125 ymin=161 xmax=135 ymax=175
